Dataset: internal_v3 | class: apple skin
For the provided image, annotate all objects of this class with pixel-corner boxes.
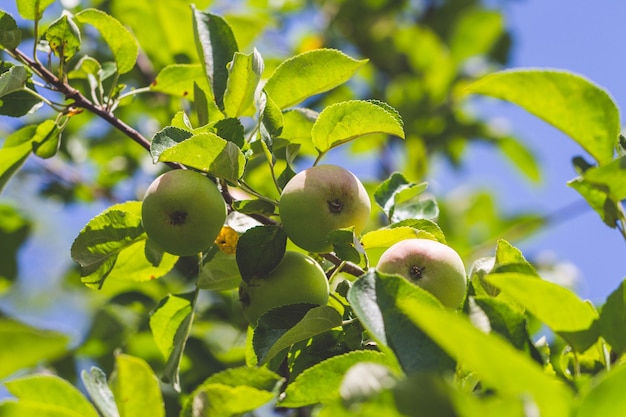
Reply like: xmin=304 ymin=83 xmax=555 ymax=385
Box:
xmin=279 ymin=165 xmax=371 ymax=253
xmin=239 ymin=251 xmax=330 ymax=326
xmin=141 ymin=169 xmax=226 ymax=256
xmin=376 ymin=239 xmax=467 ymax=308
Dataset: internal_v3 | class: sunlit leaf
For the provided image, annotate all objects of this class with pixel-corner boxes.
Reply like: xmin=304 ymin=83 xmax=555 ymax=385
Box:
xmin=280 ymin=350 xmax=400 ymax=408
xmin=75 ymin=9 xmax=138 ymax=74
xmin=599 ymin=279 xmax=626 ymax=356
xmin=181 ymin=383 xmax=275 ymax=417
xmin=485 ymin=273 xmax=600 ymax=352
xmin=223 ymin=49 xmax=263 ymax=117
xmin=3 ymin=374 xmax=99 ymax=417
xmin=150 ymin=64 xmax=208 ymax=100
xmin=312 ymin=100 xmax=405 ymax=155
xmin=110 ymin=354 xmax=164 ymax=417
xmin=46 ymin=14 xmax=81 ymax=62
xmin=465 ymin=69 xmax=619 ymax=165
xmin=0 ymin=318 xmax=69 ymax=379
xmin=264 ymin=49 xmax=368 ymax=109
xmin=574 ymin=365 xmax=626 ymax=417
xmin=80 ymin=367 xmax=120 ymax=417
xmin=16 ymin=0 xmax=56 ymax=20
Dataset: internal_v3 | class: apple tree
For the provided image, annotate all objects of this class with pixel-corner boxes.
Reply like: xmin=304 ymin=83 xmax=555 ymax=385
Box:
xmin=1 ymin=0 xmax=626 ymax=416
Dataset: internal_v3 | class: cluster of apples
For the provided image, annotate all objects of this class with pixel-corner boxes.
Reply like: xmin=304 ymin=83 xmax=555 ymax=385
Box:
xmin=140 ymin=165 xmax=467 ymax=327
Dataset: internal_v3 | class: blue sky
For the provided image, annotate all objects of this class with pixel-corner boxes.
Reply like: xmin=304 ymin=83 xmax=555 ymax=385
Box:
xmin=434 ymin=0 xmax=626 ymax=303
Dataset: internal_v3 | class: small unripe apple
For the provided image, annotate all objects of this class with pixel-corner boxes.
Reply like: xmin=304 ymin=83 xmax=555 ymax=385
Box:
xmin=239 ymin=251 xmax=330 ymax=326
xmin=279 ymin=165 xmax=371 ymax=253
xmin=376 ymin=239 xmax=467 ymax=308
xmin=141 ymin=169 xmax=226 ymax=256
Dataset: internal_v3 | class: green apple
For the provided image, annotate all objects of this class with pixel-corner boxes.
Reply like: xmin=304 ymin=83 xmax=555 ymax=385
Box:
xmin=376 ymin=238 xmax=467 ymax=308
xmin=239 ymin=251 xmax=330 ymax=326
xmin=141 ymin=169 xmax=226 ymax=256
xmin=279 ymin=164 xmax=371 ymax=253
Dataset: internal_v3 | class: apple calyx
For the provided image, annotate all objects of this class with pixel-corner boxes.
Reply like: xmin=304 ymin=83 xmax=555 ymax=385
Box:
xmin=169 ymin=210 xmax=187 ymax=226
xmin=328 ymin=198 xmax=344 ymax=213
xmin=409 ymin=265 xmax=426 ymax=280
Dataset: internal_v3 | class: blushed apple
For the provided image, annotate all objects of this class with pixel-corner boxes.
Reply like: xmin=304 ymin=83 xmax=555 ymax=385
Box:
xmin=239 ymin=251 xmax=330 ymax=326
xmin=141 ymin=169 xmax=226 ymax=256
xmin=376 ymin=238 xmax=467 ymax=308
xmin=279 ymin=164 xmax=371 ymax=253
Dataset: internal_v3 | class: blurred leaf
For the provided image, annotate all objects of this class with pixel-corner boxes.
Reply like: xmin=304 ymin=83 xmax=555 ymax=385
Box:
xmin=46 ymin=14 xmax=81 ymax=62
xmin=110 ymin=354 xmax=164 ymax=417
xmin=0 ymin=318 xmax=69 ymax=379
xmin=232 ymin=199 xmax=276 ymax=216
xmin=449 ymin=9 xmax=504 ymax=64
xmin=574 ymin=365 xmax=626 ymax=417
xmin=0 ymin=126 xmax=35 ymax=193
xmin=347 ymin=270 xmax=455 ymax=374
xmin=110 ymin=0 xmax=210 ymax=68
xmin=150 ymin=292 xmax=194 ymax=390
xmin=192 ymin=8 xmax=239 ymax=110
xmin=16 ymin=0 xmax=55 ymax=20
xmin=465 ymin=69 xmax=619 ymax=165
xmin=201 ymin=366 xmax=282 ymax=390
xmin=150 ymin=64 xmax=207 ymax=100
xmin=279 ymin=108 xmax=318 ymax=154
xmin=264 ymin=48 xmax=368 ymax=109
xmin=0 ymin=11 xmax=21 ymax=49
xmin=156 ymin=132 xmax=246 ymax=183
xmin=223 ymin=49 xmax=263 ymax=117
xmin=235 ymin=225 xmax=286 ymax=283
xmin=0 ymin=204 xmax=30 ymax=289
xmin=80 ymin=367 xmax=120 ymax=417
xmin=253 ymin=304 xmax=342 ymax=365
xmin=75 ymin=9 xmax=138 ymax=74
xmin=599 ymin=279 xmax=626 ymax=356
xmin=280 ymin=350 xmax=400 ymax=408
xmin=497 ymin=136 xmax=541 ymax=183
xmin=392 ymin=274 xmax=573 ymax=416
xmin=485 ymin=273 xmax=600 ymax=352
xmin=312 ymin=100 xmax=405 ymax=155
xmin=198 ymin=250 xmax=242 ymax=290
xmin=2 ymin=374 xmax=99 ymax=417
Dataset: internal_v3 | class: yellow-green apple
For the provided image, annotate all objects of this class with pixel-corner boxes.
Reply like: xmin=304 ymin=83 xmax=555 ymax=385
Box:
xmin=239 ymin=251 xmax=329 ymax=326
xmin=376 ymin=238 xmax=467 ymax=308
xmin=141 ymin=169 xmax=226 ymax=256
xmin=279 ymin=164 xmax=371 ymax=253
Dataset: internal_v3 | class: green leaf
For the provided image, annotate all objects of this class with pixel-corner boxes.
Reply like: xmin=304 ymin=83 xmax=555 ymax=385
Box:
xmin=279 ymin=350 xmax=400 ymax=408
xmin=32 ymin=119 xmax=62 ymax=159
xmin=192 ymin=8 xmax=239 ymax=110
xmin=574 ymin=365 xmax=626 ymax=417
xmin=599 ymin=279 xmax=626 ymax=356
xmin=150 ymin=64 xmax=208 ymax=100
xmin=181 ymin=383 xmax=275 ymax=417
xmin=156 ymin=132 xmax=246 ymax=183
xmin=45 ymin=14 xmax=81 ymax=62
xmin=4 ymin=374 xmax=99 ymax=417
xmin=149 ymin=292 xmax=194 ymax=390
xmin=0 ymin=126 xmax=35 ymax=193
xmin=201 ymin=366 xmax=283 ymax=391
xmin=390 ymin=274 xmax=573 ymax=416
xmin=279 ymin=108 xmax=318 ymax=148
xmin=361 ymin=227 xmax=436 ymax=250
xmin=0 ymin=62 xmax=41 ymax=116
xmin=347 ymin=270 xmax=455 ymax=374
xmin=0 ymin=11 xmax=21 ymax=49
xmin=568 ymin=176 xmax=620 ymax=228
xmin=253 ymin=304 xmax=342 ymax=365
xmin=327 ymin=229 xmax=363 ymax=264
xmin=232 ymin=199 xmax=276 ymax=216
xmin=235 ymin=225 xmax=286 ymax=283
xmin=0 ymin=204 xmax=30 ymax=290
xmin=465 ymin=69 xmax=619 ymax=165
xmin=374 ymin=172 xmax=427 ymax=219
xmin=16 ymin=0 xmax=55 ymax=20
xmin=75 ymin=9 xmax=138 ymax=74
xmin=198 ymin=250 xmax=242 ymax=290
xmin=0 ymin=318 xmax=69 ymax=379
xmin=390 ymin=219 xmax=446 ymax=243
xmin=110 ymin=354 xmax=164 ymax=417
xmin=497 ymin=136 xmax=542 ymax=183
xmin=80 ymin=367 xmax=120 ymax=417
xmin=223 ymin=48 xmax=263 ymax=117
xmin=485 ymin=273 xmax=600 ymax=352
xmin=150 ymin=126 xmax=193 ymax=162
xmin=312 ymin=100 xmax=405 ymax=155
xmin=259 ymin=90 xmax=284 ymax=142
xmin=449 ymin=9 xmax=504 ymax=64
xmin=70 ymin=201 xmax=177 ymax=289
xmin=264 ymin=48 xmax=368 ymax=109
xmin=213 ymin=117 xmax=245 ymax=148
xmin=0 ymin=64 xmax=27 ymax=97
xmin=492 ymin=239 xmax=539 ymax=276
